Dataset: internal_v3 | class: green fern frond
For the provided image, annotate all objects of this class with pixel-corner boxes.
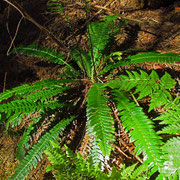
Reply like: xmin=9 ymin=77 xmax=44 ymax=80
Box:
xmin=10 ymin=44 xmax=76 ymax=72
xmin=9 ymin=117 xmax=74 ymax=180
xmin=45 ymin=141 xmax=104 ymax=180
xmin=154 ymin=97 xmax=180 ymax=124
xmin=47 ymin=0 xmax=64 ymax=14
xmin=156 ymin=109 xmax=180 ymax=125
xmin=0 ymin=79 xmax=72 ymax=102
xmin=2 ymin=100 xmax=62 ymax=128
xmin=0 ymin=99 xmax=43 ymax=118
xmin=0 ymin=98 xmax=62 ymax=120
xmin=110 ymin=163 xmax=152 ymax=180
xmin=120 ymin=163 xmax=138 ymax=178
xmin=160 ymin=137 xmax=180 ymax=177
xmin=86 ymin=120 xmax=105 ymax=169
xmin=107 ymin=70 xmax=158 ymax=92
xmin=154 ymin=97 xmax=180 ymax=135
xmin=107 ymin=70 xmax=176 ymax=111
xmin=125 ymin=52 xmax=180 ymax=65
xmin=131 ymin=163 xmax=150 ymax=179
xmin=16 ymin=121 xmax=34 ymax=161
xmin=0 ymin=79 xmax=70 ymax=123
xmin=149 ymin=89 xmax=172 ymax=112
xmin=158 ymin=124 xmax=180 ymax=134
xmin=71 ymin=47 xmax=92 ymax=77
xmin=86 ymin=83 xmax=115 ymax=157
xmin=164 ymin=96 xmax=180 ymax=109
xmin=16 ymin=115 xmax=44 ymax=161
xmin=88 ymin=15 xmax=121 ymax=66
xmin=113 ymin=90 xmax=163 ymax=168
xmin=25 ymin=86 xmax=69 ymax=101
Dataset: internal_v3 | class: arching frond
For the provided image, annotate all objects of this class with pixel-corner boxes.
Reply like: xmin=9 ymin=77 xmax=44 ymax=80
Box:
xmin=160 ymin=137 xmax=180 ymax=178
xmin=125 ymin=52 xmax=180 ymax=65
xmin=86 ymin=83 xmax=115 ymax=157
xmin=9 ymin=117 xmax=74 ymax=180
xmin=113 ymin=90 xmax=163 ymax=168
xmin=47 ymin=0 xmax=64 ymax=14
xmin=154 ymin=97 xmax=180 ymax=124
xmin=0 ymin=79 xmax=73 ymax=102
xmin=107 ymin=70 xmax=176 ymax=111
xmin=154 ymin=97 xmax=180 ymax=135
xmin=10 ymin=44 xmax=77 ymax=72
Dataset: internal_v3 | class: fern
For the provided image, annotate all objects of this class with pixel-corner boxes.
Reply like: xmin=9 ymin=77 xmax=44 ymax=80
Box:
xmin=0 ymin=10 xmax=179 ymax=179
xmin=10 ymin=44 xmax=77 ymax=73
xmin=70 ymin=47 xmax=92 ymax=78
xmin=107 ymin=70 xmax=176 ymax=111
xmin=16 ymin=121 xmax=35 ymax=161
xmin=154 ymin=97 xmax=180 ymax=135
xmin=45 ymin=141 xmax=155 ymax=180
xmin=47 ymin=0 xmax=64 ymax=14
xmin=88 ymin=15 xmax=127 ymax=68
xmin=112 ymin=90 xmax=163 ymax=168
xmin=0 ymin=79 xmax=73 ymax=102
xmin=45 ymin=141 xmax=105 ymax=180
xmin=160 ymin=137 xmax=180 ymax=178
xmin=125 ymin=52 xmax=180 ymax=65
xmin=86 ymin=83 xmax=115 ymax=157
xmin=86 ymin=121 xmax=104 ymax=169
xmin=9 ymin=117 xmax=74 ymax=180
xmin=16 ymin=115 xmax=44 ymax=161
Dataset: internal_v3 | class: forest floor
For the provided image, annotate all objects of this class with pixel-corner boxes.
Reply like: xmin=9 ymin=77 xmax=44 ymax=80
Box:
xmin=0 ymin=0 xmax=179 ymax=179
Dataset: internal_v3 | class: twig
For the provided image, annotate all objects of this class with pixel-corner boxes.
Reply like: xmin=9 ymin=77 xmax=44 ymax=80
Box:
xmin=120 ymin=139 xmax=143 ymax=164
xmin=4 ymin=0 xmax=67 ymax=50
xmin=111 ymin=143 xmax=131 ymax=159
xmin=3 ymin=72 xmax=7 ymax=92
xmin=130 ymin=91 xmax=140 ymax=106
xmin=6 ymin=16 xmax=23 ymax=55
xmin=3 ymin=0 xmax=24 ymax=17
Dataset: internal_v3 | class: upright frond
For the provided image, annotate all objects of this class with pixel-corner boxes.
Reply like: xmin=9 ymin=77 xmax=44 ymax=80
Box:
xmin=113 ymin=90 xmax=163 ymax=168
xmin=86 ymin=83 xmax=115 ymax=157
xmin=88 ymin=15 xmax=124 ymax=66
xmin=71 ymin=47 xmax=92 ymax=78
xmin=9 ymin=117 xmax=74 ymax=180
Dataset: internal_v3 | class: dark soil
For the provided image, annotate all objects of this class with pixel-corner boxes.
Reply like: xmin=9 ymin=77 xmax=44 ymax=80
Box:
xmin=0 ymin=0 xmax=179 ymax=179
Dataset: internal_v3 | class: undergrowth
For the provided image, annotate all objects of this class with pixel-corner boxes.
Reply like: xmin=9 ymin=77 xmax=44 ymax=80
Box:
xmin=0 ymin=1 xmax=180 ymax=179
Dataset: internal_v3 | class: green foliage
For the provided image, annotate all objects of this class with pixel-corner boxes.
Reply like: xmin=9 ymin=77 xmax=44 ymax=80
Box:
xmin=0 ymin=10 xmax=179 ymax=179
xmin=107 ymin=70 xmax=176 ymax=111
xmin=87 ymin=83 xmax=115 ymax=157
xmin=9 ymin=117 xmax=74 ymax=180
xmin=45 ymin=141 xmax=104 ymax=180
xmin=47 ymin=0 xmax=64 ymax=14
xmin=112 ymin=90 xmax=163 ymax=168
xmin=45 ymin=141 xmax=155 ymax=180
xmin=154 ymin=97 xmax=180 ymax=134
xmin=160 ymin=137 xmax=180 ymax=178
xmin=124 ymin=52 xmax=180 ymax=65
